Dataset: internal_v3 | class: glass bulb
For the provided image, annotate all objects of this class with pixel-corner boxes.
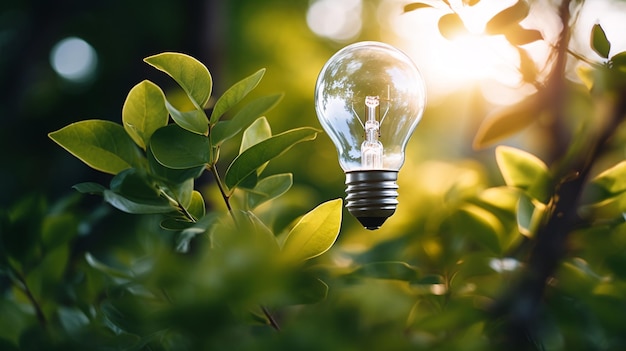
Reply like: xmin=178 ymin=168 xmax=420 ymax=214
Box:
xmin=314 ymin=41 xmax=426 ymax=229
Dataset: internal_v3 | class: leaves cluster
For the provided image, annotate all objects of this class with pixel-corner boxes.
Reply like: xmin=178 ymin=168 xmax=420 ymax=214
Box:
xmin=394 ymin=3 xmax=626 ymax=349
xmin=0 ymin=52 xmax=345 ymax=350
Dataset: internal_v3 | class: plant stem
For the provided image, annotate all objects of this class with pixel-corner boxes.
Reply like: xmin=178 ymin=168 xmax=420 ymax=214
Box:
xmin=159 ymin=188 xmax=197 ymax=223
xmin=208 ymin=164 xmax=233 ymax=213
xmin=11 ymin=268 xmax=46 ymax=327
xmin=490 ymin=1 xmax=626 ymax=348
xmin=261 ymin=305 xmax=281 ymax=331
xmin=207 ymin=166 xmax=282 ymax=332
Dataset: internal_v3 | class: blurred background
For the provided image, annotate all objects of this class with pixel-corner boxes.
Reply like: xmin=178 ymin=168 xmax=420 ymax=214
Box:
xmin=1 ymin=0 xmax=625 ymax=232
xmin=4 ymin=1 xmax=626 ymax=349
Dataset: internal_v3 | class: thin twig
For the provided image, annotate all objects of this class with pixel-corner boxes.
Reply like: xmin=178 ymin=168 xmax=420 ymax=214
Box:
xmin=490 ymin=1 xmax=626 ymax=349
xmin=261 ymin=305 xmax=281 ymax=331
xmin=208 ymin=163 xmax=282 ymax=331
xmin=12 ymin=268 xmax=47 ymax=327
xmin=208 ymin=164 xmax=233 ymax=213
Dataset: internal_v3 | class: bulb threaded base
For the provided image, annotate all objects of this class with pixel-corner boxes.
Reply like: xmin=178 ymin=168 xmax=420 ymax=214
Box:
xmin=345 ymin=170 xmax=399 ymax=230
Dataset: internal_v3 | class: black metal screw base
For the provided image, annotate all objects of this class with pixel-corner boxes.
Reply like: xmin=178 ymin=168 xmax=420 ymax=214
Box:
xmin=345 ymin=170 xmax=399 ymax=230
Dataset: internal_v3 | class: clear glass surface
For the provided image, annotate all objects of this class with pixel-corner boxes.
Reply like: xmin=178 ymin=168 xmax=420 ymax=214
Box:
xmin=315 ymin=41 xmax=426 ymax=171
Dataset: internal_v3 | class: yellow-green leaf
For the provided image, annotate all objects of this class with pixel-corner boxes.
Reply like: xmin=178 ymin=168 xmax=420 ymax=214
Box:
xmin=281 ymin=198 xmax=343 ymax=262
xmin=455 ymin=204 xmax=504 ymax=254
xmin=210 ymin=68 xmax=266 ymax=124
xmin=187 ymin=190 xmax=206 ymax=220
xmin=589 ymin=161 xmax=626 ymax=200
xmin=241 ymin=117 xmax=272 ymax=153
xmin=165 ymin=99 xmax=209 ymax=135
xmin=122 ymin=80 xmax=168 ymax=149
xmin=495 ymin=145 xmax=552 ymax=203
xmin=224 ymin=127 xmax=317 ymax=190
xmin=49 ymin=120 xmax=142 ymax=175
xmin=144 ymin=52 xmax=212 ymax=109
xmin=150 ymin=124 xmax=211 ymax=169
xmin=517 ymin=193 xmax=545 ymax=238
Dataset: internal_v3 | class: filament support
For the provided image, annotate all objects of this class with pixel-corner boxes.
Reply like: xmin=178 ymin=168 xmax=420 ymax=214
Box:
xmin=345 ymin=170 xmax=399 ymax=230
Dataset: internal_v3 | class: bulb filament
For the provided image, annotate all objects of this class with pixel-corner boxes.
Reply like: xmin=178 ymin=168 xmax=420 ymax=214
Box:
xmin=361 ymin=96 xmax=383 ymax=169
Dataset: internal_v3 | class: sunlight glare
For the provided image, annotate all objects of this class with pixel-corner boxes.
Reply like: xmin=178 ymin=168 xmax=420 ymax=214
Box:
xmin=378 ymin=0 xmax=561 ymax=104
xmin=380 ymin=0 xmax=626 ymax=103
xmin=307 ymin=0 xmax=363 ymax=42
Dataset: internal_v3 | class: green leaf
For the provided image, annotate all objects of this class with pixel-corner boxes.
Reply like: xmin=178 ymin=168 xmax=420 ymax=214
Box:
xmin=150 ymin=124 xmax=211 ymax=169
xmin=473 ymin=93 xmax=539 ymax=149
xmin=160 ymin=218 xmax=194 ymax=231
xmin=238 ymin=172 xmax=259 ymax=190
xmin=25 ymin=246 xmax=70 ymax=299
xmin=591 ymin=23 xmax=611 ymax=59
xmin=41 ymin=213 xmax=78 ymax=250
xmin=211 ymin=93 xmax=283 ymax=146
xmin=187 ymin=190 xmax=206 ymax=220
xmin=241 ymin=116 xmax=272 ymax=153
xmin=403 ymin=3 xmax=433 ymax=12
xmin=589 ymin=161 xmax=626 ymax=199
xmin=239 ymin=117 xmax=273 ymax=188
xmin=72 ymin=182 xmax=106 ymax=195
xmin=611 ymin=51 xmax=626 ymax=68
xmin=485 ymin=0 xmax=530 ymax=35
xmin=495 ymin=145 xmax=552 ymax=203
xmin=474 ymin=186 xmax=519 ymax=218
xmin=557 ymin=258 xmax=601 ymax=296
xmin=454 ymin=204 xmax=503 ymax=254
xmin=109 ymin=168 xmax=168 ymax=206
xmin=49 ymin=120 xmax=142 ymax=175
xmin=102 ymin=175 xmax=174 ymax=214
xmin=165 ymin=99 xmax=209 ymax=135
xmin=122 ymin=80 xmax=168 ymax=149
xmin=224 ymin=127 xmax=317 ymax=190
xmin=57 ymin=307 xmax=90 ymax=336
xmin=103 ymin=190 xmax=173 ymax=214
xmin=281 ymin=198 xmax=343 ymax=262
xmin=147 ymin=146 xmax=205 ymax=184
xmin=176 ymin=212 xmax=220 ymax=252
xmin=210 ymin=68 xmax=266 ymax=124
xmin=166 ymin=178 xmax=194 ymax=208
xmin=438 ymin=13 xmax=468 ymax=40
xmin=350 ymin=261 xmax=420 ymax=281
xmin=286 ymin=274 xmax=329 ymax=305
xmin=144 ymin=52 xmax=212 ymax=109
xmin=1 ymin=195 xmax=46 ymax=266
xmin=517 ymin=193 xmax=545 ymax=238
xmin=0 ymin=300 xmax=33 ymax=346
xmin=213 ymin=210 xmax=279 ymax=253
xmin=247 ymin=173 xmax=293 ymax=210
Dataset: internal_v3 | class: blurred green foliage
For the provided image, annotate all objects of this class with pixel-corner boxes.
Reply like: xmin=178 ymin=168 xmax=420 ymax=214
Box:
xmin=2 ymin=0 xmax=626 ymax=350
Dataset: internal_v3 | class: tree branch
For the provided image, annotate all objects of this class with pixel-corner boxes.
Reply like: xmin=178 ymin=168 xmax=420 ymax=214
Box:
xmin=489 ymin=0 xmax=626 ymax=348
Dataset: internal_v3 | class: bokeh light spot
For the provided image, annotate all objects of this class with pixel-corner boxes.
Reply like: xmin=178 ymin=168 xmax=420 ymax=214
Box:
xmin=306 ymin=0 xmax=362 ymax=42
xmin=50 ymin=36 xmax=98 ymax=83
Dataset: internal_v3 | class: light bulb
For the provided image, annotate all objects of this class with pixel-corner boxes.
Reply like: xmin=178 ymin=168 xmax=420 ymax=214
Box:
xmin=314 ymin=41 xmax=426 ymax=230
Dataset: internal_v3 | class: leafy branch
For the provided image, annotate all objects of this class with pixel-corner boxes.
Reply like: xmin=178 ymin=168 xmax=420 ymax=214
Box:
xmin=47 ymin=51 xmax=344 ymax=342
xmin=405 ymin=0 xmax=626 ymax=349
